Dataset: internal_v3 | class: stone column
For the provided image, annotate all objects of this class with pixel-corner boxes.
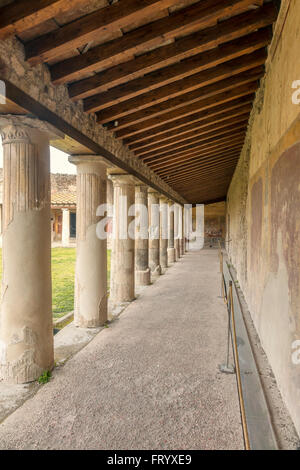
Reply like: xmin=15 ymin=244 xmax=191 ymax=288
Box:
xmin=106 ymin=177 xmax=114 ymax=250
xmin=148 ymin=189 xmax=161 ymax=275
xmin=0 ymin=124 xmax=53 ymax=384
xmin=167 ymin=200 xmax=176 ymax=264
xmin=69 ymin=156 xmax=108 ymax=328
xmin=184 ymin=205 xmax=192 ymax=252
xmin=174 ymin=204 xmax=180 ymax=261
xmin=159 ymin=196 xmax=168 ymax=271
xmin=61 ymin=208 xmax=70 ymax=247
xmin=135 ymin=184 xmax=150 ymax=286
xmin=110 ymin=174 xmax=135 ymax=304
xmin=180 ymin=206 xmax=185 ymax=255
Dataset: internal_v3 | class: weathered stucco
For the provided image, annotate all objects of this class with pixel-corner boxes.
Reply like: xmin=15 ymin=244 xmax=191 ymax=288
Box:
xmin=204 ymin=202 xmax=226 ymax=245
xmin=227 ymin=0 xmax=300 ymax=434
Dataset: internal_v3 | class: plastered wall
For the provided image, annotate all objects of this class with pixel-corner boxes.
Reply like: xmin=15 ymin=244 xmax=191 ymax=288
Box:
xmin=227 ymin=0 xmax=300 ymax=434
xmin=204 ymin=202 xmax=226 ymax=245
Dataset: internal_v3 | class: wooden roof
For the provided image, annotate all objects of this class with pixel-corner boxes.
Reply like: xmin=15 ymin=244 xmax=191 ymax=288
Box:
xmin=0 ymin=0 xmax=279 ymax=203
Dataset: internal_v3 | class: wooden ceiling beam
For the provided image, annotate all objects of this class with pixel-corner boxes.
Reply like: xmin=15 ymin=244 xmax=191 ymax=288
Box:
xmin=136 ymin=120 xmax=247 ymax=159
xmin=85 ymin=29 xmax=270 ymax=113
xmin=103 ymin=65 xmax=263 ymax=128
xmin=143 ymin=136 xmax=244 ymax=165
xmin=159 ymin=154 xmax=240 ymax=179
xmin=139 ymin=129 xmax=246 ymax=161
xmin=0 ymin=0 xmax=86 ymax=40
xmin=160 ymin=166 xmax=239 ymax=189
xmin=149 ymin=146 xmax=242 ymax=172
xmin=121 ymin=97 xmax=254 ymax=143
xmin=129 ymin=111 xmax=250 ymax=153
xmin=158 ymin=151 xmax=240 ymax=175
xmin=25 ymin=0 xmax=180 ymax=65
xmin=112 ymin=50 xmax=266 ymax=138
xmin=172 ymin=181 xmax=233 ymax=196
xmin=149 ymin=143 xmax=242 ymax=172
xmin=150 ymin=146 xmax=242 ymax=171
xmin=168 ymin=175 xmax=236 ymax=192
xmin=69 ymin=3 xmax=275 ymax=100
xmin=144 ymin=134 xmax=244 ymax=163
xmin=117 ymin=84 xmax=254 ymax=138
xmin=50 ymin=0 xmax=261 ymax=85
xmin=171 ymin=174 xmax=236 ymax=192
xmin=166 ymin=166 xmax=237 ymax=185
xmin=181 ymin=188 xmax=230 ymax=201
xmin=134 ymin=117 xmax=249 ymax=157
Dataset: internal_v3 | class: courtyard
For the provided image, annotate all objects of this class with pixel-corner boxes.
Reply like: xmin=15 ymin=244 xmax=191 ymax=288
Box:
xmin=0 ymin=248 xmax=111 ymax=319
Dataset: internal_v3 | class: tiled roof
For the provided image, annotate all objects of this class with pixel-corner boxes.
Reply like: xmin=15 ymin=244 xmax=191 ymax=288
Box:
xmin=51 ymin=191 xmax=76 ymax=206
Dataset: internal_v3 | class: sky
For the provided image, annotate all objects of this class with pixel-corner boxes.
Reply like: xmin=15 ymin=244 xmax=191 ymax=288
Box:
xmin=0 ymin=143 xmax=76 ymax=174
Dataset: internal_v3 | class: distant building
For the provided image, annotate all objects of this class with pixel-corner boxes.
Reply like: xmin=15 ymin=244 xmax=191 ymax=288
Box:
xmin=50 ymin=173 xmax=77 ymax=246
xmin=0 ymin=170 xmax=113 ymax=247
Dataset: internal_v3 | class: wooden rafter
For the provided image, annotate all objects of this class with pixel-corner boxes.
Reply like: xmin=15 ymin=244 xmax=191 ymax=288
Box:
xmin=115 ymin=86 xmax=257 ymax=139
xmin=136 ymin=120 xmax=248 ymax=159
xmin=132 ymin=113 xmax=250 ymax=156
xmin=140 ymin=132 xmax=246 ymax=163
xmin=120 ymin=67 xmax=262 ymax=140
xmin=111 ymin=50 xmax=266 ymax=137
xmin=85 ymin=29 xmax=271 ymax=113
xmin=50 ymin=0 xmax=262 ymax=85
xmin=153 ymin=143 xmax=244 ymax=173
xmin=122 ymin=99 xmax=254 ymax=144
xmin=149 ymin=145 xmax=243 ymax=171
xmin=0 ymin=0 xmax=86 ymax=39
xmin=158 ymin=153 xmax=241 ymax=178
xmin=25 ymin=0 xmax=181 ymax=65
xmin=68 ymin=2 xmax=275 ymax=100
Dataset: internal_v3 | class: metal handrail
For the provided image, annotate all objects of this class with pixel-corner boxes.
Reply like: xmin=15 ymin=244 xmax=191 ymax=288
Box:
xmin=218 ymin=242 xmax=250 ymax=451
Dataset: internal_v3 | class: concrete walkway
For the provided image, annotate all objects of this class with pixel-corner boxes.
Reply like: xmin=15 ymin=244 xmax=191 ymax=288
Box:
xmin=0 ymin=250 xmax=243 ymax=450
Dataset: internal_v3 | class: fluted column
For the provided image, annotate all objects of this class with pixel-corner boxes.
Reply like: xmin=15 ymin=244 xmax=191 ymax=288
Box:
xmin=110 ymin=174 xmax=135 ymax=304
xmin=69 ymin=156 xmax=108 ymax=328
xmin=148 ymin=189 xmax=161 ymax=275
xmin=180 ymin=206 xmax=185 ymax=255
xmin=167 ymin=200 xmax=176 ymax=264
xmin=159 ymin=196 xmax=168 ymax=271
xmin=0 ymin=124 xmax=53 ymax=384
xmin=135 ymin=184 xmax=150 ymax=286
xmin=185 ymin=205 xmax=192 ymax=252
xmin=174 ymin=204 xmax=180 ymax=261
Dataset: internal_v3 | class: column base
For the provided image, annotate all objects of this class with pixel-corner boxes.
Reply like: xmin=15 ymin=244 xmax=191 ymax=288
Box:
xmin=175 ymin=240 xmax=180 ymax=260
xmin=135 ymin=268 xmax=151 ymax=286
xmin=151 ymin=265 xmax=162 ymax=276
xmin=167 ymin=247 xmax=176 ymax=264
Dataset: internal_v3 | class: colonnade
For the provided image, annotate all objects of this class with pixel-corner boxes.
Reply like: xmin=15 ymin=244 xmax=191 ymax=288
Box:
xmin=0 ymin=121 xmax=186 ymax=384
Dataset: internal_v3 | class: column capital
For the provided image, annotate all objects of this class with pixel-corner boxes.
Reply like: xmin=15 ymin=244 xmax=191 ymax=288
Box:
xmin=0 ymin=114 xmax=64 ymax=140
xmin=135 ymin=182 xmax=148 ymax=189
xmin=159 ymin=195 xmax=168 ymax=203
xmin=0 ymin=124 xmax=30 ymax=144
xmin=109 ymin=173 xmax=137 ymax=186
xmin=68 ymin=155 xmax=111 ymax=167
xmin=148 ymin=188 xmax=160 ymax=195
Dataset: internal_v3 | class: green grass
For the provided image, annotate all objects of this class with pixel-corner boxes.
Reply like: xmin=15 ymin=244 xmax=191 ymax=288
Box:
xmin=0 ymin=248 xmax=111 ymax=319
xmin=51 ymin=248 xmax=76 ymax=317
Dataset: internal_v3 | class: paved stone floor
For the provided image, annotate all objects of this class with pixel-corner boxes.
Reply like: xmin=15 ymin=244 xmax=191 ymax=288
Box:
xmin=0 ymin=250 xmax=244 ymax=450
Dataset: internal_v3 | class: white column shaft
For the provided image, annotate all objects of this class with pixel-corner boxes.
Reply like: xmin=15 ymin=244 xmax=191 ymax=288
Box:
xmin=0 ymin=124 xmax=53 ymax=383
